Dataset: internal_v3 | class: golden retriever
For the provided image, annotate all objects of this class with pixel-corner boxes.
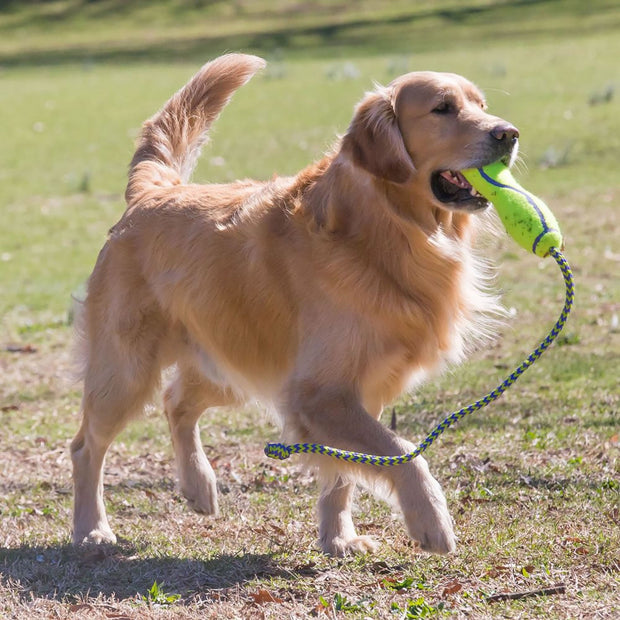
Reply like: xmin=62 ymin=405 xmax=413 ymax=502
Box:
xmin=71 ymin=53 xmax=519 ymax=556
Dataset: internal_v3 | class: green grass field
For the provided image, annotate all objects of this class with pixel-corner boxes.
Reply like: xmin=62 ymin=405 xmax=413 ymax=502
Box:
xmin=1 ymin=1 xmax=618 ymax=618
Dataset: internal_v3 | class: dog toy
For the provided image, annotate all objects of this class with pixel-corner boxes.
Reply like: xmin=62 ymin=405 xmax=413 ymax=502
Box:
xmin=462 ymin=161 xmax=562 ymax=257
xmin=265 ymin=162 xmax=574 ymax=466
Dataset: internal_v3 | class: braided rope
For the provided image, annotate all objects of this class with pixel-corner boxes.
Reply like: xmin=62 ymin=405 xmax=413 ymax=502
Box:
xmin=265 ymin=247 xmax=574 ymax=466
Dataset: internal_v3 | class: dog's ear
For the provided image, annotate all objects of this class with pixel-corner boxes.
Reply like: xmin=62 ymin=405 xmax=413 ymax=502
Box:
xmin=341 ymin=87 xmax=415 ymax=184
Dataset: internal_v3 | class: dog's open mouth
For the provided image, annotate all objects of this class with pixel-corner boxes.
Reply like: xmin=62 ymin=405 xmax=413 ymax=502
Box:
xmin=431 ymin=170 xmax=489 ymax=211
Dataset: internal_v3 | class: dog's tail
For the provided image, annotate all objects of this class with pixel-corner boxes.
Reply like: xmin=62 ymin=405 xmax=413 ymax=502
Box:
xmin=125 ymin=53 xmax=266 ymax=205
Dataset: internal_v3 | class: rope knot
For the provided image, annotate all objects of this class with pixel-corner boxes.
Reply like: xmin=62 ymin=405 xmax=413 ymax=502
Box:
xmin=264 ymin=442 xmax=292 ymax=460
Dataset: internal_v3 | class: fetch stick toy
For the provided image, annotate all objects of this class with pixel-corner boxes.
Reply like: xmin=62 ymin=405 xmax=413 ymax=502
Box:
xmin=265 ymin=162 xmax=574 ymax=466
xmin=461 ymin=161 xmax=562 ymax=257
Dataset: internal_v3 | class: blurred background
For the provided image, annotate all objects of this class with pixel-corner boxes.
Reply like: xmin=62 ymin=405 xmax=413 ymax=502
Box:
xmin=1 ymin=0 xmax=618 ymax=321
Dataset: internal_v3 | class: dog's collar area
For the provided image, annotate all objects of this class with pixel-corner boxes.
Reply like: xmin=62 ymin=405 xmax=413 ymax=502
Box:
xmin=265 ymin=247 xmax=574 ymax=467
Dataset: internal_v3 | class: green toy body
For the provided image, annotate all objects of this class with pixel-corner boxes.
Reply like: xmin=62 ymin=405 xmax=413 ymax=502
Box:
xmin=462 ymin=161 xmax=562 ymax=257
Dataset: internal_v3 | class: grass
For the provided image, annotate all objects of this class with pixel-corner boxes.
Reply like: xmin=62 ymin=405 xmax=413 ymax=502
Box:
xmin=1 ymin=1 xmax=619 ymax=618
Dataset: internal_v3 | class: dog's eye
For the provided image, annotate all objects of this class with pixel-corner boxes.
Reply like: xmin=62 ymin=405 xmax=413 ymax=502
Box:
xmin=432 ymin=101 xmax=452 ymax=114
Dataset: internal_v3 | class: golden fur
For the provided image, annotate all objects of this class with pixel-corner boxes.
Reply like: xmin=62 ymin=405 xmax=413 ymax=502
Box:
xmin=71 ymin=54 xmax=518 ymax=555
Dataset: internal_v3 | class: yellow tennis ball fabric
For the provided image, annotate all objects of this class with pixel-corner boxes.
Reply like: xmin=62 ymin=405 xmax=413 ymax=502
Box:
xmin=462 ymin=162 xmax=563 ymax=257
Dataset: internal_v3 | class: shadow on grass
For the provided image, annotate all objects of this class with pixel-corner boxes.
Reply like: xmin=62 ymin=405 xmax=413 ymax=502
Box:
xmin=0 ymin=541 xmax=301 ymax=603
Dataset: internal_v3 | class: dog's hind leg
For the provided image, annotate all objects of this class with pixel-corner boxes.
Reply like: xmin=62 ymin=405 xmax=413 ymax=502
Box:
xmin=71 ymin=302 xmax=165 ymax=545
xmin=164 ymin=366 xmax=239 ymax=515
xmin=318 ymin=475 xmax=378 ymax=556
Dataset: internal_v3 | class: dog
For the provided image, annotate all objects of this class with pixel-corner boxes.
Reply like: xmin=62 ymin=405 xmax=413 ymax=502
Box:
xmin=71 ymin=53 xmax=518 ymax=556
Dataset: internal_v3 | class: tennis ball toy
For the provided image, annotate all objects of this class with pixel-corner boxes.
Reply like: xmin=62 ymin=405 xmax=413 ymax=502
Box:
xmin=462 ymin=161 xmax=562 ymax=257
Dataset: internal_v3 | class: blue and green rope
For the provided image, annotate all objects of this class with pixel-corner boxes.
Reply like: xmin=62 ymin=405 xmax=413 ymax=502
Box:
xmin=265 ymin=247 xmax=574 ymax=466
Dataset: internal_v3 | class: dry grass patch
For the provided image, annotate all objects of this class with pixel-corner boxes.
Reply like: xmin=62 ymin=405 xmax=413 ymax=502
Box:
xmin=1 ymin=324 xmax=618 ymax=618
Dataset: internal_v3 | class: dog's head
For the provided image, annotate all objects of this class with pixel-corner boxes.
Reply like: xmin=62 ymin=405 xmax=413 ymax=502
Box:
xmin=342 ymin=71 xmax=519 ymax=213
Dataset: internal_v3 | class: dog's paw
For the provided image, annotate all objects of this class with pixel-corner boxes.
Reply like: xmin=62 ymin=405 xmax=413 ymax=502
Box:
xmin=182 ymin=484 xmax=219 ymax=516
xmin=403 ymin=504 xmax=456 ymax=555
xmin=320 ymin=534 xmax=379 ymax=557
xmin=177 ymin=460 xmax=220 ymax=515
xmin=395 ymin=455 xmax=457 ymax=555
xmin=411 ymin=520 xmax=456 ymax=555
xmin=75 ymin=527 xmax=117 ymax=546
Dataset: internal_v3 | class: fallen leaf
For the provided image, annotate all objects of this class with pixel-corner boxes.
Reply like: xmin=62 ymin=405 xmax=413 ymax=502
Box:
xmin=369 ymin=560 xmax=398 ymax=573
xmin=521 ymin=564 xmax=536 ymax=577
xmin=311 ymin=599 xmax=330 ymax=616
xmin=250 ymin=589 xmax=284 ymax=605
xmin=442 ymin=580 xmax=463 ymax=596
xmin=485 ymin=565 xmax=509 ymax=578
xmin=5 ymin=344 xmax=37 ymax=353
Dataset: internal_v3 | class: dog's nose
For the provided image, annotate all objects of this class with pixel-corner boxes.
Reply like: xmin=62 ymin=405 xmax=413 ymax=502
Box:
xmin=491 ymin=123 xmax=519 ymax=142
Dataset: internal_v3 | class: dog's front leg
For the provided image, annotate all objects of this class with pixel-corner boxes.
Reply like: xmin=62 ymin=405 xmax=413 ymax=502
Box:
xmin=282 ymin=380 xmax=456 ymax=555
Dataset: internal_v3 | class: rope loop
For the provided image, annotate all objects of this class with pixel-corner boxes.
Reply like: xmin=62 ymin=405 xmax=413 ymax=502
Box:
xmin=265 ymin=249 xmax=574 ymax=467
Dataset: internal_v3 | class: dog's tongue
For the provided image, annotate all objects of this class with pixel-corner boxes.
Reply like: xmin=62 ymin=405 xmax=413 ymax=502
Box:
xmin=440 ymin=170 xmax=472 ymax=189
